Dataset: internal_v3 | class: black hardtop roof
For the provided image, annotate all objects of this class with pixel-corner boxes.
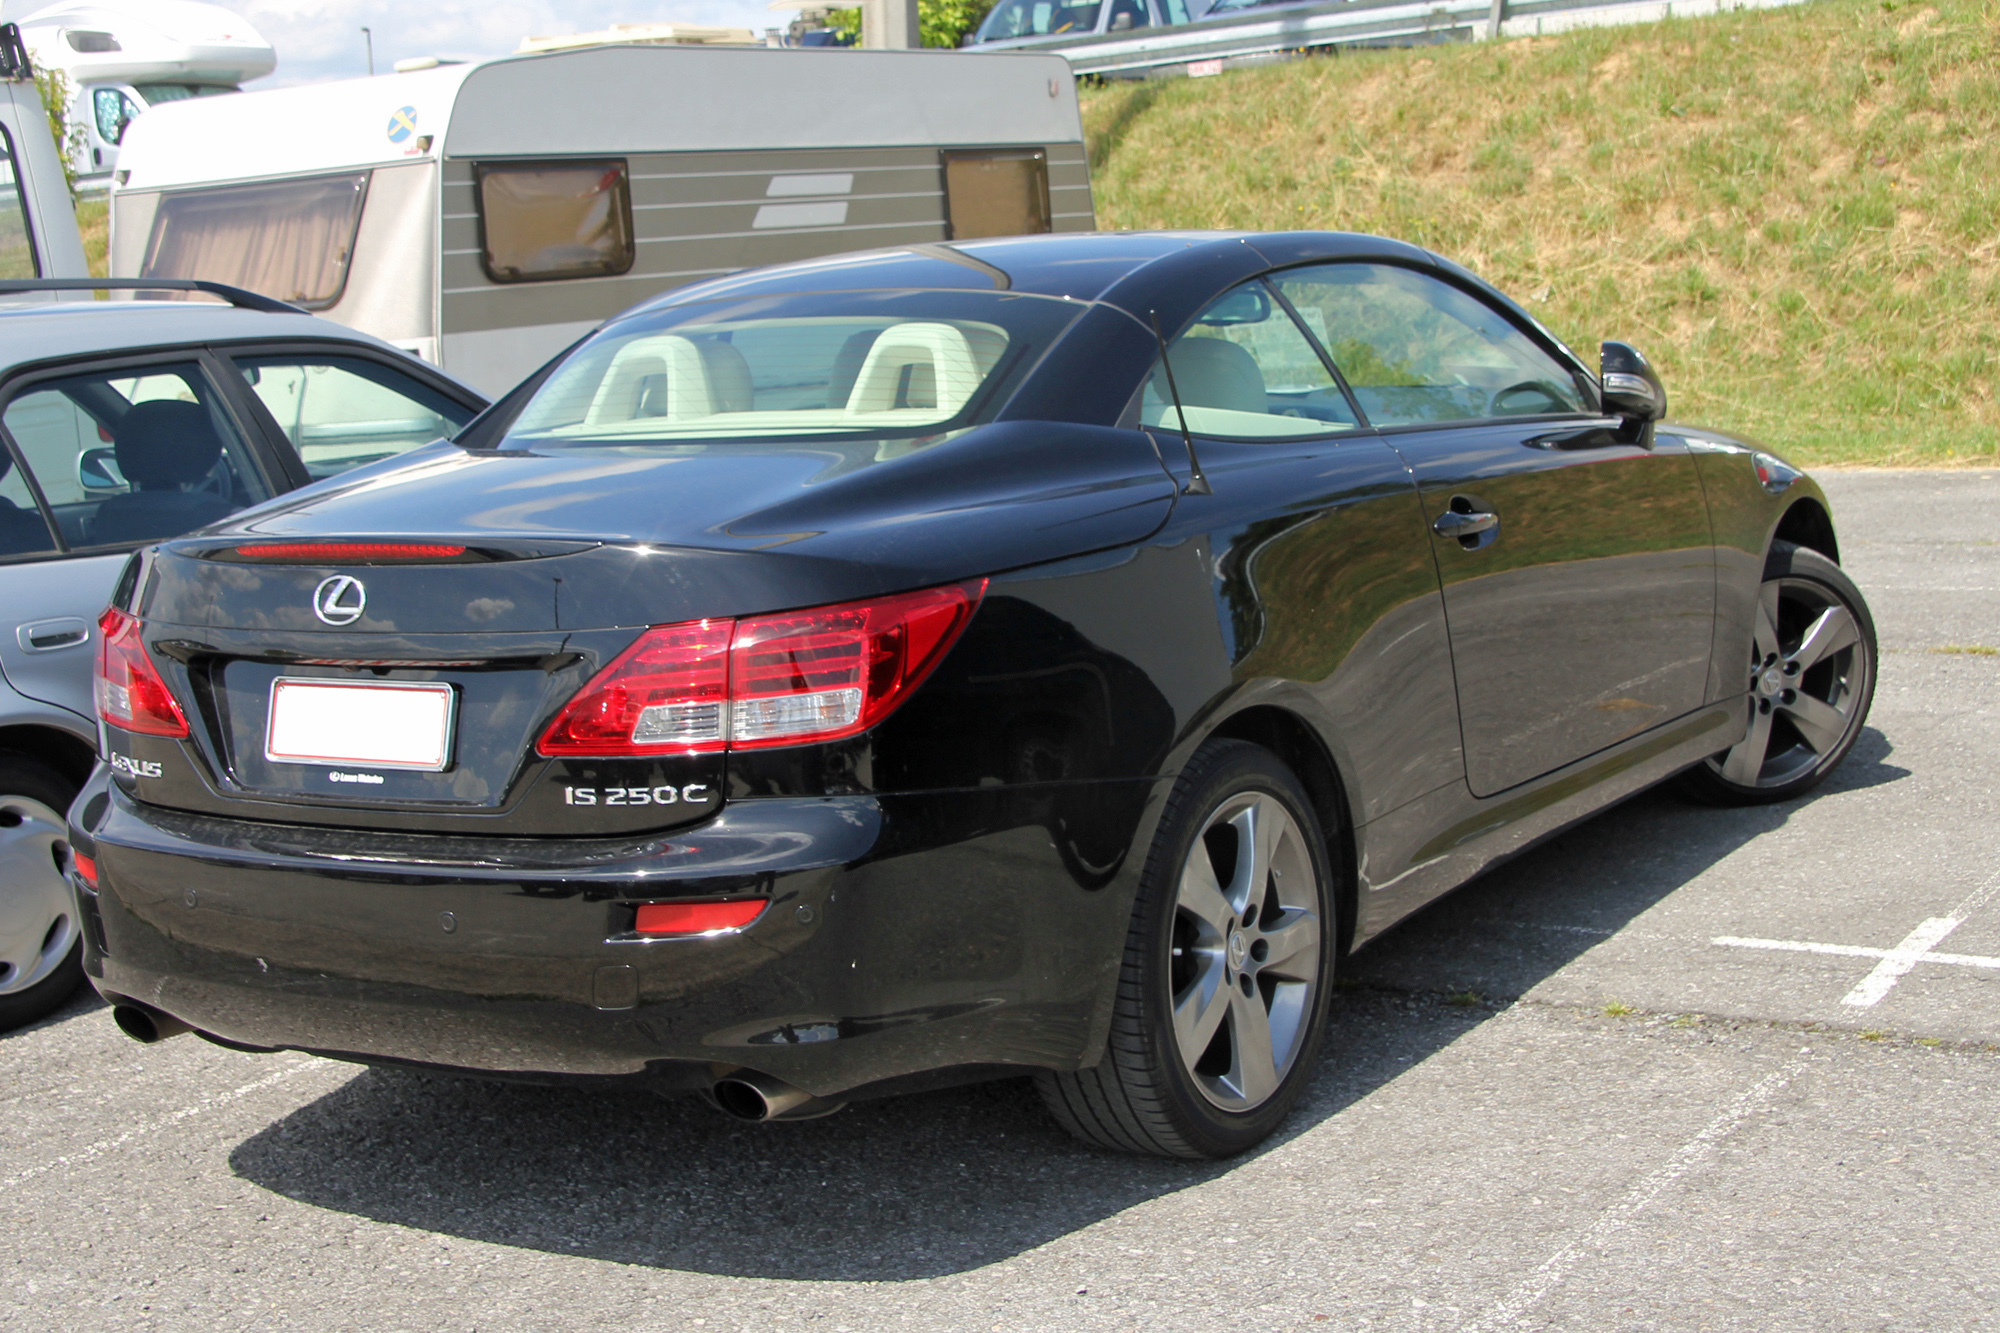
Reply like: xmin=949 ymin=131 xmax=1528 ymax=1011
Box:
xmin=617 ymin=230 xmax=1446 ymax=320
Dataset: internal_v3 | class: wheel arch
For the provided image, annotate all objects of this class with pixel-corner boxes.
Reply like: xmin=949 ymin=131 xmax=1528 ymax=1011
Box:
xmin=1203 ymin=703 xmax=1358 ymax=958
xmin=1773 ymin=497 xmax=1839 ymax=564
xmin=0 ymin=723 xmax=97 ymax=791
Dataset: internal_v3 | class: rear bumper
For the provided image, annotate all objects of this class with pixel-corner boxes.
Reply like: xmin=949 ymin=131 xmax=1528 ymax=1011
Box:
xmin=68 ymin=772 xmax=1156 ymax=1097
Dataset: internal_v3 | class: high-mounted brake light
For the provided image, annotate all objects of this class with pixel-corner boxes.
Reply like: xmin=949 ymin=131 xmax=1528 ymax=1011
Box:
xmin=231 ymin=542 xmax=469 ymax=562
xmin=537 ymin=581 xmax=985 ymax=757
xmin=634 ymin=899 xmax=767 ymax=935
xmin=95 ymin=607 xmax=188 ymax=738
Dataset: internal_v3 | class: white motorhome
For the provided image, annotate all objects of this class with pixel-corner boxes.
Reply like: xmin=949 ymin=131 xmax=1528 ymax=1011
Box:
xmin=109 ymin=45 xmax=1096 ymax=396
xmin=14 ymin=0 xmax=273 ymax=194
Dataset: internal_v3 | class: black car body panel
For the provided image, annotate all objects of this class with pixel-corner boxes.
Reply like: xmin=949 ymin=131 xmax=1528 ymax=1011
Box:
xmin=70 ymin=231 xmax=1848 ymax=1102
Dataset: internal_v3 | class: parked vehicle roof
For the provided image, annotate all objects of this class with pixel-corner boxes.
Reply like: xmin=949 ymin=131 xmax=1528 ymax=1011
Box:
xmin=0 ymin=299 xmax=424 ymax=368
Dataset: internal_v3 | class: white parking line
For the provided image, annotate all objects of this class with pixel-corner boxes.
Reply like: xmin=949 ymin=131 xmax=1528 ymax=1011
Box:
xmin=1712 ymin=869 xmax=2000 ymax=1008
xmin=1457 ymin=1056 xmax=1807 ymax=1331
xmin=1 ymin=1056 xmax=332 ymax=1191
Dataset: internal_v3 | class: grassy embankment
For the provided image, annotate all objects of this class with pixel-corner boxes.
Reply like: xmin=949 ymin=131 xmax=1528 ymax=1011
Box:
xmin=1081 ymin=0 xmax=2000 ymax=467
xmin=77 ymin=197 xmax=107 ymax=277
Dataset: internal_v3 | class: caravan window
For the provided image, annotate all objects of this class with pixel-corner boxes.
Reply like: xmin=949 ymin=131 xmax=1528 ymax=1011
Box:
xmin=943 ymin=149 xmax=1051 ymax=241
xmin=141 ymin=173 xmax=370 ymax=310
xmin=0 ymin=126 xmax=35 ymax=279
xmin=476 ymin=161 xmax=635 ymax=283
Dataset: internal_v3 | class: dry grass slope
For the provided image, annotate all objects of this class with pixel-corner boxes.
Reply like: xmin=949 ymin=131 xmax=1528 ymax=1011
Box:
xmin=1081 ymin=0 xmax=2000 ymax=466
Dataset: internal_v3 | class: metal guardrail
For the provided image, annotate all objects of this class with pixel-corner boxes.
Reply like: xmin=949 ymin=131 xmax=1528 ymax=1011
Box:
xmin=1037 ymin=0 xmax=1807 ymax=78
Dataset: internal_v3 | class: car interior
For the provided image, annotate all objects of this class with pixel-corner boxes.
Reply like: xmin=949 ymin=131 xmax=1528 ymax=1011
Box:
xmin=0 ymin=364 xmax=270 ymax=550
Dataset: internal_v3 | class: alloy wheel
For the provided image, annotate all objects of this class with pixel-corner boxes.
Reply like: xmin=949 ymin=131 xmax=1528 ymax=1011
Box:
xmin=1708 ymin=574 xmax=1872 ymax=790
xmin=1169 ymin=791 xmax=1322 ymax=1112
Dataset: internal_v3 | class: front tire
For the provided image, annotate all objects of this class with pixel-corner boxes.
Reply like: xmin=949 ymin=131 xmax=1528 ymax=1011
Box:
xmin=1680 ymin=542 xmax=1877 ymax=806
xmin=1037 ymin=740 xmax=1336 ymax=1159
xmin=0 ymin=753 xmax=86 ymax=1032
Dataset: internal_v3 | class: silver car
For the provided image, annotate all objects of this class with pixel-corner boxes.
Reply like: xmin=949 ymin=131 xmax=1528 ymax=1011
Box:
xmin=0 ymin=279 xmax=485 ymax=1029
xmin=963 ymin=0 xmax=1197 ymax=47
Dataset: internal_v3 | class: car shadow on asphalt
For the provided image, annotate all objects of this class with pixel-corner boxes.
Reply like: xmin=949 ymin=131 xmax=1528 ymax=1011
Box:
xmin=226 ymin=726 xmax=1908 ymax=1282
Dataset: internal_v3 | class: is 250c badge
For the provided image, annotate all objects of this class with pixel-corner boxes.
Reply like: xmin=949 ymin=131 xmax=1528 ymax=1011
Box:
xmin=563 ymin=784 xmax=712 ymax=807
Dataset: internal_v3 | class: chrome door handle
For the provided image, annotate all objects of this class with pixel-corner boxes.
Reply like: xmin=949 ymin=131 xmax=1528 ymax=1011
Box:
xmin=1432 ymin=509 xmax=1498 ymax=539
xmin=16 ymin=617 xmax=91 ymax=653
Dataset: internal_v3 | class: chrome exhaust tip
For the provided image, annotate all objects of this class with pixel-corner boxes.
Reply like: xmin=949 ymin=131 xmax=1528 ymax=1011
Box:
xmin=710 ymin=1071 xmax=845 ymax=1122
xmin=110 ymin=1002 xmax=192 ymax=1044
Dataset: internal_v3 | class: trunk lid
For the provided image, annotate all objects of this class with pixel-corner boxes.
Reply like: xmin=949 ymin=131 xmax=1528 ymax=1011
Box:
xmin=120 ymin=420 xmax=1174 ymax=835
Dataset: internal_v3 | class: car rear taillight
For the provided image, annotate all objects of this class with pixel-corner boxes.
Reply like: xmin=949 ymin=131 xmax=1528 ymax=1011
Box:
xmin=539 ymin=620 xmax=733 ymax=755
xmin=538 ymin=580 xmax=985 ymax=757
xmin=71 ymin=852 xmax=98 ymax=888
xmin=634 ymin=899 xmax=767 ymax=935
xmin=94 ymin=607 xmax=188 ymax=738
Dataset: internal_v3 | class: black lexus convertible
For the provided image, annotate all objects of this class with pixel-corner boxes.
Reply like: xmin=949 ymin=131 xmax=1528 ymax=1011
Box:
xmin=68 ymin=232 xmax=1874 ymax=1158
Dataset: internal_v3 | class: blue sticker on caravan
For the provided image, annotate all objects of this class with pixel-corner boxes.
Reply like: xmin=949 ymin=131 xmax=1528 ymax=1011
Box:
xmin=386 ymin=106 xmax=418 ymax=143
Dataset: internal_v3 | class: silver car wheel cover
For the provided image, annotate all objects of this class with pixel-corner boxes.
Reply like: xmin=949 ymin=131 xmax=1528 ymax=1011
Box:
xmin=1708 ymin=573 xmax=1872 ymax=789
xmin=1169 ymin=790 xmax=1322 ymax=1112
xmin=0 ymin=794 xmax=78 ymax=995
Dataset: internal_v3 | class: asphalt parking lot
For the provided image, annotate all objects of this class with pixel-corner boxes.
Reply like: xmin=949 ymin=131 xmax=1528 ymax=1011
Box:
xmin=4 ymin=468 xmax=1995 ymax=1332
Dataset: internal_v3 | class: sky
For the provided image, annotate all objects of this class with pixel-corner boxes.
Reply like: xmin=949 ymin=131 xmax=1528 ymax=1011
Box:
xmin=6 ymin=0 xmax=801 ymax=87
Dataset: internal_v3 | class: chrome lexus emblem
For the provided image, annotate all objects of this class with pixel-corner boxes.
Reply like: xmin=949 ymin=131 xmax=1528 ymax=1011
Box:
xmin=312 ymin=574 xmax=366 ymax=626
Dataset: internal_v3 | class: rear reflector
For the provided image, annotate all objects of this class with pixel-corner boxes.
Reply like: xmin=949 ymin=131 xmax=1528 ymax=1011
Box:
xmin=94 ymin=607 xmax=188 ymax=738
xmin=538 ymin=580 xmax=984 ymax=757
xmin=634 ymin=899 xmax=767 ymax=935
xmin=72 ymin=852 xmax=97 ymax=888
xmin=231 ymin=542 xmax=469 ymax=561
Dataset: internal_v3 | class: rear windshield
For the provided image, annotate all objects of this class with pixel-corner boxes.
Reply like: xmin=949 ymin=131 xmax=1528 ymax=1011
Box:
xmin=503 ymin=290 xmax=1085 ymax=444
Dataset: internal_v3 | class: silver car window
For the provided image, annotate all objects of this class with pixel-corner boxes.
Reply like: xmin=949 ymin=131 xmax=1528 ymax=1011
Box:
xmin=1 ymin=361 xmax=272 ymax=549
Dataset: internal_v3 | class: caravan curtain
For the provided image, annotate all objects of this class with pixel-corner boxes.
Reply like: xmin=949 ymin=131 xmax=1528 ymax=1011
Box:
xmin=142 ymin=173 xmax=370 ymax=309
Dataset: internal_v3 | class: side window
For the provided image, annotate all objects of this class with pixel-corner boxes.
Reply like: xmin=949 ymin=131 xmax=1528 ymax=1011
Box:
xmin=229 ymin=354 xmax=479 ymax=480
xmin=1108 ymin=0 xmax=1150 ymax=29
xmin=93 ymin=88 xmax=137 ymax=144
xmin=0 ymin=362 xmax=272 ymax=549
xmin=143 ymin=173 xmax=370 ymax=310
xmin=1270 ymin=263 xmax=1588 ymax=427
xmin=476 ymin=160 xmax=635 ymax=283
xmin=943 ymin=149 xmax=1051 ymax=241
xmin=0 ymin=445 xmax=57 ymax=559
xmin=1158 ymin=0 xmax=1191 ymax=21
xmin=1140 ymin=280 xmax=1360 ymax=440
xmin=0 ymin=124 xmax=36 ymax=280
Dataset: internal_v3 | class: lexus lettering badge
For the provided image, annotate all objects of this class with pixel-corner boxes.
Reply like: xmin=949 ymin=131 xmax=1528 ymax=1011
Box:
xmin=312 ymin=574 xmax=367 ymax=626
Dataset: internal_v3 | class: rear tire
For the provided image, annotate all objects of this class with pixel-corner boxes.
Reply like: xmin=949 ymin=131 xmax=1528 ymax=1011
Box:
xmin=1037 ymin=740 xmax=1336 ymax=1159
xmin=1679 ymin=542 xmax=1876 ymax=806
xmin=0 ymin=754 xmax=86 ymax=1032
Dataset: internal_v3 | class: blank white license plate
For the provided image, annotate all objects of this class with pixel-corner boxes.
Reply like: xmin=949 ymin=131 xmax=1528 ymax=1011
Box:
xmin=265 ymin=678 xmax=456 ymax=772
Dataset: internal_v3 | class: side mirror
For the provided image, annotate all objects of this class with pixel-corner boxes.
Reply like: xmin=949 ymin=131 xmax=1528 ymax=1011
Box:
xmin=78 ymin=446 xmax=126 ymax=492
xmin=1600 ymin=341 xmax=1666 ymax=423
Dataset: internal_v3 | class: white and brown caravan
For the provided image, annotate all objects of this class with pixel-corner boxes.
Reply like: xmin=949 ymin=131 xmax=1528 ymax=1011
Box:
xmin=109 ymin=44 xmax=1095 ymax=396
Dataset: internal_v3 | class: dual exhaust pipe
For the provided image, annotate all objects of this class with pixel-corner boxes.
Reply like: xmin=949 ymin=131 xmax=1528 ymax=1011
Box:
xmin=110 ymin=998 xmax=842 ymax=1124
